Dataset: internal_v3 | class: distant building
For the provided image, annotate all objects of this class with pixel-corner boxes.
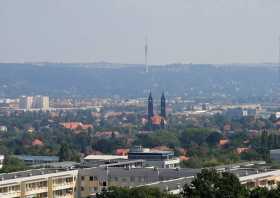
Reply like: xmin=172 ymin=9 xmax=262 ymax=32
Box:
xmin=83 ymin=155 xmax=128 ymax=164
xmin=128 ymin=146 xmax=180 ymax=168
xmin=82 ymin=154 xmax=132 ymax=168
xmin=14 ymin=155 xmax=59 ymax=165
xmin=202 ymin=103 xmax=208 ymax=110
xmin=275 ymin=112 xmax=280 ymax=119
xmin=115 ymin=148 xmax=129 ymax=156
xmin=19 ymin=96 xmax=33 ymax=110
xmin=236 ymin=147 xmax=249 ymax=155
xmin=0 ymin=125 xmax=7 ymax=132
xmin=95 ymin=131 xmax=120 ymax=138
xmin=32 ymin=139 xmax=44 ymax=146
xmin=32 ymin=95 xmax=49 ymax=110
xmin=60 ymin=122 xmax=93 ymax=131
xmin=18 ymin=95 xmax=49 ymax=110
xmin=147 ymin=92 xmax=154 ymax=129
xmin=0 ymin=155 xmax=4 ymax=169
xmin=147 ymin=92 xmax=167 ymax=130
xmin=270 ymin=149 xmax=280 ymax=162
xmin=224 ymin=107 xmax=256 ymax=119
xmin=219 ymin=139 xmax=230 ymax=146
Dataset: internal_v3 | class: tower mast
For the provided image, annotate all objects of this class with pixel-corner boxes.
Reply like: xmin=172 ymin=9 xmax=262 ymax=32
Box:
xmin=278 ymin=36 xmax=280 ymax=83
xmin=145 ymin=37 xmax=148 ymax=73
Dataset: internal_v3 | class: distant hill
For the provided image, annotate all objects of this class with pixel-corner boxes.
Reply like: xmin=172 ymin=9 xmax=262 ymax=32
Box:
xmin=0 ymin=63 xmax=278 ymax=102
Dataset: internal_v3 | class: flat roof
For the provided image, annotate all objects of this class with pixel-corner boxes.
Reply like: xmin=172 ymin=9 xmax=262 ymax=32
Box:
xmin=128 ymin=151 xmax=173 ymax=154
xmin=14 ymin=155 xmax=59 ymax=161
xmin=84 ymin=155 xmax=128 ymax=160
xmin=141 ymin=177 xmax=193 ymax=192
xmin=31 ymin=161 xmax=79 ymax=168
xmin=270 ymin=149 xmax=280 ymax=153
xmin=80 ymin=167 xmax=200 ymax=179
xmin=0 ymin=168 xmax=72 ymax=182
xmin=99 ymin=160 xmax=145 ymax=167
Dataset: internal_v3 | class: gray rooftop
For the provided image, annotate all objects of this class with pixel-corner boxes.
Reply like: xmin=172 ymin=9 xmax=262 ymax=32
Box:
xmin=0 ymin=169 xmax=66 ymax=181
xmin=80 ymin=167 xmax=200 ymax=181
xmin=14 ymin=155 xmax=59 ymax=161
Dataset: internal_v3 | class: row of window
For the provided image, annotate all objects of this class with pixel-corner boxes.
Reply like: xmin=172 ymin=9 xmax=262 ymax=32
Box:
xmin=53 ymin=177 xmax=74 ymax=185
xmin=81 ymin=175 xmax=151 ymax=183
xmin=26 ymin=181 xmax=48 ymax=190
xmin=0 ymin=185 xmax=20 ymax=193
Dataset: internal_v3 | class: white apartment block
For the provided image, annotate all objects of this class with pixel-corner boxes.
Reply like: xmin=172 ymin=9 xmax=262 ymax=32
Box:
xmin=19 ymin=96 xmax=33 ymax=110
xmin=0 ymin=169 xmax=78 ymax=198
xmin=2 ymin=165 xmax=280 ymax=198
xmin=0 ymin=155 xmax=4 ymax=170
xmin=18 ymin=96 xmax=49 ymax=111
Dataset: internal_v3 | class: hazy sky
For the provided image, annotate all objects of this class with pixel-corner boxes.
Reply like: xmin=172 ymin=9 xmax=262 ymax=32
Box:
xmin=0 ymin=0 xmax=280 ymax=64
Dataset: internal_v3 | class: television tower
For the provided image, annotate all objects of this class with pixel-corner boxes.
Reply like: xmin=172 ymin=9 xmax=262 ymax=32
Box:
xmin=278 ymin=36 xmax=280 ymax=83
xmin=145 ymin=37 xmax=149 ymax=73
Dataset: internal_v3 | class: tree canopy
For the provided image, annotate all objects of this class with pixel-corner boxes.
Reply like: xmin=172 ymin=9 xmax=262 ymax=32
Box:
xmin=96 ymin=186 xmax=177 ymax=198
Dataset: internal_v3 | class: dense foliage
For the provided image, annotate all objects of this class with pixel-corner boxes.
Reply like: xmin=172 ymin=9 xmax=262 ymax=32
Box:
xmin=0 ymin=109 xmax=280 ymax=171
xmin=96 ymin=186 xmax=177 ymax=198
xmin=0 ymin=63 xmax=278 ymax=101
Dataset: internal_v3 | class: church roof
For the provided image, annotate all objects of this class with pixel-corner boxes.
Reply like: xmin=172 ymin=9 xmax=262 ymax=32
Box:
xmin=151 ymin=115 xmax=164 ymax=125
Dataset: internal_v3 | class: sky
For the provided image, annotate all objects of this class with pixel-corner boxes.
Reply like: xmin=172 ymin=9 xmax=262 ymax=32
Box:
xmin=0 ymin=0 xmax=280 ymax=65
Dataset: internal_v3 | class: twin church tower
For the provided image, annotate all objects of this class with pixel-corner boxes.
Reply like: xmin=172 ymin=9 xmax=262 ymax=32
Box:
xmin=147 ymin=92 xmax=166 ymax=130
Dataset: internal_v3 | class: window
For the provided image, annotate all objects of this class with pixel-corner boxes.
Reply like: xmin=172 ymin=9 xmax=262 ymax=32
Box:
xmin=89 ymin=176 xmax=94 ymax=181
xmin=81 ymin=187 xmax=84 ymax=191
xmin=81 ymin=176 xmax=84 ymax=181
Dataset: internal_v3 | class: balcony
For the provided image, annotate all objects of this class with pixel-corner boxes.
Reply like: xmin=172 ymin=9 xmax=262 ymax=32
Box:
xmin=52 ymin=182 xmax=74 ymax=191
xmin=53 ymin=193 xmax=74 ymax=198
xmin=24 ymin=187 xmax=48 ymax=196
xmin=0 ymin=191 xmax=21 ymax=198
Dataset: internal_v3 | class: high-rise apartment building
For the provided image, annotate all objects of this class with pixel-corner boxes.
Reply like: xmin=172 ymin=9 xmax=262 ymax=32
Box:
xmin=32 ymin=96 xmax=49 ymax=110
xmin=18 ymin=96 xmax=49 ymax=110
xmin=19 ymin=96 xmax=33 ymax=110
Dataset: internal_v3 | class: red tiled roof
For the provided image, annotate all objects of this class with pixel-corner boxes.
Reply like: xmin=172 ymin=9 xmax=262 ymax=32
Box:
xmin=151 ymin=115 xmax=163 ymax=125
xmin=32 ymin=139 xmax=44 ymax=146
xmin=61 ymin=122 xmax=93 ymax=130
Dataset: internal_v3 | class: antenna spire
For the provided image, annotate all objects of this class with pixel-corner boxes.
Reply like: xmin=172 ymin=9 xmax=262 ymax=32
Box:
xmin=278 ymin=36 xmax=280 ymax=83
xmin=145 ymin=37 xmax=149 ymax=73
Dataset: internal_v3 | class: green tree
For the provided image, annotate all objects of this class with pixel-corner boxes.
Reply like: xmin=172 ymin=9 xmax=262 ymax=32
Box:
xmin=249 ymin=186 xmax=280 ymax=198
xmin=0 ymin=156 xmax=27 ymax=173
xmin=58 ymin=143 xmax=80 ymax=162
xmin=96 ymin=186 xmax=178 ymax=198
xmin=206 ymin=132 xmax=222 ymax=146
xmin=181 ymin=169 xmax=248 ymax=198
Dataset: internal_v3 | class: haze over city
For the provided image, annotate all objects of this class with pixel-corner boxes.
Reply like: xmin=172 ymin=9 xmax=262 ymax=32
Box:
xmin=3 ymin=1 xmax=280 ymax=198
xmin=1 ymin=0 xmax=280 ymax=64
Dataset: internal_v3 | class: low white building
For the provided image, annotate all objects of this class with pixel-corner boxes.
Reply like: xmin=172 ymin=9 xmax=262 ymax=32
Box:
xmin=83 ymin=155 xmax=127 ymax=164
xmin=270 ymin=149 xmax=280 ymax=162
xmin=128 ymin=146 xmax=180 ymax=168
xmin=0 ymin=155 xmax=4 ymax=169
xmin=0 ymin=126 xmax=7 ymax=133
